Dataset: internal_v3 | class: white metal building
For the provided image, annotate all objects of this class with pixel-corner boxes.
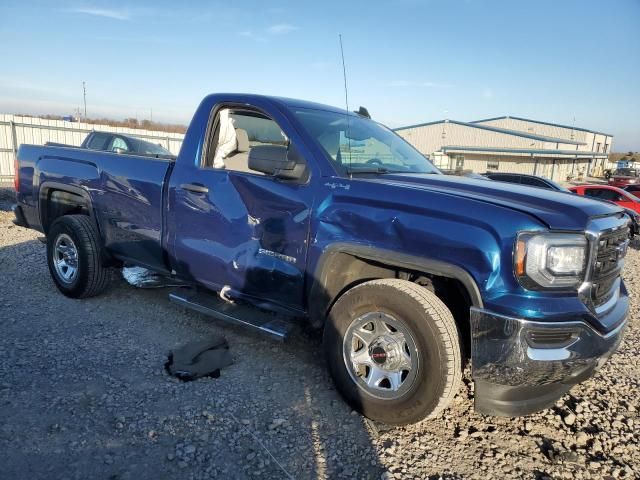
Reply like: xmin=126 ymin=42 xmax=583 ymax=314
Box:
xmin=395 ymin=116 xmax=613 ymax=182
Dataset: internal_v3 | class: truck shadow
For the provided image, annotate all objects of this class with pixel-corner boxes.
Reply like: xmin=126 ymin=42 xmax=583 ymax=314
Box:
xmin=161 ymin=278 xmax=388 ymax=479
xmin=0 ymin=237 xmax=388 ymax=480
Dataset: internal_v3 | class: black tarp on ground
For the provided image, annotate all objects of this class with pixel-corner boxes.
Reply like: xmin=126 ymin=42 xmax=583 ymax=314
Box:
xmin=166 ymin=336 xmax=233 ymax=381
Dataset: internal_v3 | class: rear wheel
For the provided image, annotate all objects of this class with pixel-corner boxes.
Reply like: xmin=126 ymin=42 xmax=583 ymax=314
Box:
xmin=324 ymin=279 xmax=462 ymax=425
xmin=46 ymin=215 xmax=111 ymax=298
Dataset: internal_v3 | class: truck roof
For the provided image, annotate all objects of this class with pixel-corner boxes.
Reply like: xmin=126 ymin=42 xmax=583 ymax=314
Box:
xmin=204 ymin=93 xmax=358 ymax=117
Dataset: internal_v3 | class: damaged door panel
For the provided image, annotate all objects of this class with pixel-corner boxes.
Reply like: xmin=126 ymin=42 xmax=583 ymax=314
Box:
xmin=168 ymin=102 xmax=314 ymax=312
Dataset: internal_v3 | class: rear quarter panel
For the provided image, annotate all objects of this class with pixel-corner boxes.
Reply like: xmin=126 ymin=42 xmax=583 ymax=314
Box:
xmin=16 ymin=145 xmax=172 ymax=270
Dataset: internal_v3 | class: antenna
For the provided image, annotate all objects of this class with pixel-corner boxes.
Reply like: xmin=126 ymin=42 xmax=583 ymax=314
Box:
xmin=339 ymin=34 xmax=349 ymax=112
xmin=338 ymin=34 xmax=352 ymax=176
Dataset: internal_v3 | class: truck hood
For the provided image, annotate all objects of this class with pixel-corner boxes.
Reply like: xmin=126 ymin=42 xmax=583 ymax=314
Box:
xmin=357 ymin=173 xmax=622 ymax=231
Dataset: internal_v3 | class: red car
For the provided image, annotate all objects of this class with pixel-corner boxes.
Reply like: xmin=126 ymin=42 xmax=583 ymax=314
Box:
xmin=570 ymin=185 xmax=640 ymax=214
xmin=608 ymin=168 xmax=639 ymax=188
xmin=623 ymin=184 xmax=640 ymax=198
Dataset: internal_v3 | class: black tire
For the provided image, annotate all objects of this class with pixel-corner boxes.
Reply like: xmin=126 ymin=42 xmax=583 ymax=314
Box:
xmin=46 ymin=215 xmax=110 ymax=298
xmin=324 ymin=279 xmax=462 ymax=425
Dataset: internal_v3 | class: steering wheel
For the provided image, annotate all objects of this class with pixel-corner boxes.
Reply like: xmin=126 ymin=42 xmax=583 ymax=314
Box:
xmin=366 ymin=158 xmax=384 ymax=166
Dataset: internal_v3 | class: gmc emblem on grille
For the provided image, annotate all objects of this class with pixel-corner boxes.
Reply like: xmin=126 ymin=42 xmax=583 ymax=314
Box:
xmin=616 ymin=239 xmax=629 ymax=260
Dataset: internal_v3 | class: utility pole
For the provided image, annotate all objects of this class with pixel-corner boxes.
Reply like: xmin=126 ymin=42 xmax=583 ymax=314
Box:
xmin=150 ymin=108 xmax=153 ymax=123
xmin=82 ymin=81 xmax=87 ymax=119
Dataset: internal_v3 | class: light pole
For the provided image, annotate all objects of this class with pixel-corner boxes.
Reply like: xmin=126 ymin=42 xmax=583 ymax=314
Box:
xmin=82 ymin=81 xmax=87 ymax=119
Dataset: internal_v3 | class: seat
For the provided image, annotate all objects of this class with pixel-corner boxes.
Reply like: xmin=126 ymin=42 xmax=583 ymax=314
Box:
xmin=224 ymin=128 xmax=258 ymax=174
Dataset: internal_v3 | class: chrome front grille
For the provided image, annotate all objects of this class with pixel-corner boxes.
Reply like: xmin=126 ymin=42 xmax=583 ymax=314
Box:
xmin=591 ymin=225 xmax=629 ymax=307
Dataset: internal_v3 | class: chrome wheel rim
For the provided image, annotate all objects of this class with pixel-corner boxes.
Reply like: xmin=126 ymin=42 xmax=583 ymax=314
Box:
xmin=343 ymin=312 xmax=419 ymax=400
xmin=53 ymin=234 xmax=78 ymax=284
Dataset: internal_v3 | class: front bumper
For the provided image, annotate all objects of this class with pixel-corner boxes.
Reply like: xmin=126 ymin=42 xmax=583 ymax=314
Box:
xmin=471 ymin=301 xmax=628 ymax=417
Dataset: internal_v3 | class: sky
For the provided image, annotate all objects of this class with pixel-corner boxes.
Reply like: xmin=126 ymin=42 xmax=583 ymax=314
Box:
xmin=0 ymin=0 xmax=638 ymax=150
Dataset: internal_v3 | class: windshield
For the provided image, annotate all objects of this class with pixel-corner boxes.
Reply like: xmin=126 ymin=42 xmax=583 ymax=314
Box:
xmin=293 ymin=108 xmax=440 ymax=175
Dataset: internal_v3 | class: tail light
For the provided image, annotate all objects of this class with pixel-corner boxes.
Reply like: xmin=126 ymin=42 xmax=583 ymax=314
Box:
xmin=13 ymin=156 xmax=19 ymax=192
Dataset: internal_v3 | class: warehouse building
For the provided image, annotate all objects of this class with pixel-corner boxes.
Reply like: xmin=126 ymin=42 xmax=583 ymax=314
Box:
xmin=394 ymin=116 xmax=613 ymax=182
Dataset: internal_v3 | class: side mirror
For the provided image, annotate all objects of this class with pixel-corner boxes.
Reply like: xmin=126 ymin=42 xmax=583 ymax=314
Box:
xmin=248 ymin=143 xmax=306 ymax=180
xmin=113 ymin=147 xmax=127 ymax=154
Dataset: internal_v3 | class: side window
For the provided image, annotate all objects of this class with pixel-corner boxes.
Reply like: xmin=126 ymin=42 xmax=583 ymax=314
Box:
xmin=610 ymin=192 xmax=624 ymax=202
xmin=598 ymin=190 xmax=621 ymax=201
xmin=492 ymin=174 xmax=520 ymax=184
xmin=206 ymin=108 xmax=288 ymax=175
xmin=86 ymin=133 xmax=110 ymax=150
xmin=585 ymin=189 xmax=620 ymax=201
xmin=520 ymin=176 xmax=547 ymax=189
xmin=109 ymin=137 xmax=129 ymax=152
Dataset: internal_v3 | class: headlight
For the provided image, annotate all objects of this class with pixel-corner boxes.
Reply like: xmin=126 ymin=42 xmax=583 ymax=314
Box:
xmin=515 ymin=233 xmax=588 ymax=289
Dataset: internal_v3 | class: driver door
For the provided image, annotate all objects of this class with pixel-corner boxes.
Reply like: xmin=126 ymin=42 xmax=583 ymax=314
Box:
xmin=168 ymin=104 xmax=315 ymax=312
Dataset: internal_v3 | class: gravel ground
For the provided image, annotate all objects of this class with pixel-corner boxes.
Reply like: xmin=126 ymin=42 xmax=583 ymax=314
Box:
xmin=0 ymin=187 xmax=638 ymax=480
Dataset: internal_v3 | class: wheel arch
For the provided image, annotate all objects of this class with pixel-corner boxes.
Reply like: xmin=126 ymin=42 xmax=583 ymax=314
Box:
xmin=39 ymin=182 xmax=95 ymax=234
xmin=308 ymin=243 xmax=483 ymax=332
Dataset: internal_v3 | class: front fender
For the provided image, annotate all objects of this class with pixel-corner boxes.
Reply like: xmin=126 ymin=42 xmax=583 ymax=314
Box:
xmin=307 ymin=242 xmax=484 ymax=327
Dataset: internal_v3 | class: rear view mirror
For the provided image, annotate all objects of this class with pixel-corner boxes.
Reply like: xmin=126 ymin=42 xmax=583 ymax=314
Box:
xmin=249 ymin=144 xmax=306 ymax=180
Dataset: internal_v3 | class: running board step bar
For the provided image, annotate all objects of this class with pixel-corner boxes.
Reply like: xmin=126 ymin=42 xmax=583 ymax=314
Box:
xmin=169 ymin=290 xmax=296 ymax=341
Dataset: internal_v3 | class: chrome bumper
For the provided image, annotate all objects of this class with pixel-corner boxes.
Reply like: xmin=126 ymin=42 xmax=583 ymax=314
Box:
xmin=471 ymin=301 xmax=628 ymax=417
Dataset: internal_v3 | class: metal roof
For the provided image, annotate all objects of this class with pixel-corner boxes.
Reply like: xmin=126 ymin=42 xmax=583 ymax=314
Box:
xmin=393 ymin=119 xmax=586 ymax=145
xmin=441 ymin=145 xmax=608 ymax=157
xmin=471 ymin=116 xmax=613 ymax=137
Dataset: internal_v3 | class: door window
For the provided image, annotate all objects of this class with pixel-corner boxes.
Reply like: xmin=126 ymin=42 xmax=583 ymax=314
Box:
xmin=207 ymin=108 xmax=287 ymax=174
xmin=584 ymin=188 xmax=623 ymax=201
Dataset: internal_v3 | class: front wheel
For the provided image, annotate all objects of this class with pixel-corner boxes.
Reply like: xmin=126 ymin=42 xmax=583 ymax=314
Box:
xmin=324 ymin=279 xmax=462 ymax=425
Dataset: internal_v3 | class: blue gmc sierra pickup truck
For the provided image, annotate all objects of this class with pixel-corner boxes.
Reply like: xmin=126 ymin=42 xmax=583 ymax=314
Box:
xmin=13 ymin=94 xmax=629 ymax=425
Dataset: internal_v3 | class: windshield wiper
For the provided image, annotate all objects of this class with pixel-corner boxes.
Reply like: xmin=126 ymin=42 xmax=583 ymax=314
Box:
xmin=346 ymin=167 xmax=439 ymax=175
xmin=346 ymin=167 xmax=393 ymax=174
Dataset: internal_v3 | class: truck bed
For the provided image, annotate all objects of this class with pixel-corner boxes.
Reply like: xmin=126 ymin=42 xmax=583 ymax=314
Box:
xmin=16 ymin=144 xmax=174 ymax=271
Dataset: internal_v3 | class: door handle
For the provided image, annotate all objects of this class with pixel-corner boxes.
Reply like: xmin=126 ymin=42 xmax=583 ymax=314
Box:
xmin=180 ymin=183 xmax=209 ymax=194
